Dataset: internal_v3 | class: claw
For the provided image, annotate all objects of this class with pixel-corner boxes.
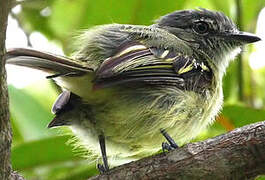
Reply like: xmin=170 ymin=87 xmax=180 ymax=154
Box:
xmin=161 ymin=129 xmax=178 ymax=152
xmin=97 ymin=163 xmax=109 ymax=174
xmin=162 ymin=142 xmax=171 ymax=152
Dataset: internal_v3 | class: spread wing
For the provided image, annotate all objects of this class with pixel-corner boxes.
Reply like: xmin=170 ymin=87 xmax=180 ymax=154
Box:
xmin=93 ymin=42 xmax=213 ymax=91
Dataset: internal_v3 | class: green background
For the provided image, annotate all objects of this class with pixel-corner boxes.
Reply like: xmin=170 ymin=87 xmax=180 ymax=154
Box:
xmin=7 ymin=0 xmax=265 ymax=179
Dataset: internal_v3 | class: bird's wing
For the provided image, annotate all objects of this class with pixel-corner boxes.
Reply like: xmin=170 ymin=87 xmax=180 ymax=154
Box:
xmin=5 ymin=48 xmax=93 ymax=78
xmin=93 ymin=42 xmax=211 ymax=90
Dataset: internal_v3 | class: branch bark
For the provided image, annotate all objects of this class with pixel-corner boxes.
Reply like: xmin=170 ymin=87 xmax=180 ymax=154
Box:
xmin=0 ymin=1 xmax=25 ymax=180
xmin=90 ymin=121 xmax=265 ymax=180
xmin=0 ymin=0 xmax=12 ymax=179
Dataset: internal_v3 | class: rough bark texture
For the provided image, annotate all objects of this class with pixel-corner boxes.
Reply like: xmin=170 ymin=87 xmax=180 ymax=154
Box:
xmin=0 ymin=0 xmax=12 ymax=180
xmin=90 ymin=121 xmax=265 ymax=180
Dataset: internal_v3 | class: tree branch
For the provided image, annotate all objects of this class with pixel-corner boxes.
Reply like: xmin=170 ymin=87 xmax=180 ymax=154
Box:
xmin=0 ymin=0 xmax=12 ymax=179
xmin=89 ymin=121 xmax=265 ymax=180
xmin=0 ymin=0 xmax=25 ymax=179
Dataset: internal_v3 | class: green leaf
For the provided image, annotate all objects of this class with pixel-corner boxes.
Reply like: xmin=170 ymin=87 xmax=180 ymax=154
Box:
xmin=221 ymin=104 xmax=265 ymax=127
xmin=45 ymin=164 xmax=98 ymax=180
xmin=11 ymin=115 xmax=25 ymax=146
xmin=242 ymin=0 xmax=265 ymax=31
xmin=12 ymin=135 xmax=82 ymax=170
xmin=256 ymin=175 xmax=265 ymax=180
xmin=8 ymin=84 xmax=56 ymax=141
xmin=195 ymin=121 xmax=227 ymax=142
xmin=18 ymin=0 xmax=188 ymax=51
xmin=20 ymin=0 xmax=56 ymax=39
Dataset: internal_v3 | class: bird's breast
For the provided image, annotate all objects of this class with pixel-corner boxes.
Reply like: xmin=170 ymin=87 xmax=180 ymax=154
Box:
xmin=54 ymin=72 xmax=223 ymax=161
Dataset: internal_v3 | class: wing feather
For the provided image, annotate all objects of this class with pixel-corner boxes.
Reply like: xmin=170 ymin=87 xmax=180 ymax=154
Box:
xmin=93 ymin=42 xmax=213 ymax=91
xmin=6 ymin=48 xmax=93 ymax=78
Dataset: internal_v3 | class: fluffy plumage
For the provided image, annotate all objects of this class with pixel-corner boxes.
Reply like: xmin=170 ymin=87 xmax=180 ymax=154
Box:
xmin=6 ymin=8 xmax=260 ymax=167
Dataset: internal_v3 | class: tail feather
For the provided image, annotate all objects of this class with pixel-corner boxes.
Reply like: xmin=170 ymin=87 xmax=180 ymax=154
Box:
xmin=6 ymin=48 xmax=94 ymax=76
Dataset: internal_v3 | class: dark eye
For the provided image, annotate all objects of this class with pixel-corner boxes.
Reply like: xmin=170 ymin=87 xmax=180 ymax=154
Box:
xmin=193 ymin=21 xmax=209 ymax=34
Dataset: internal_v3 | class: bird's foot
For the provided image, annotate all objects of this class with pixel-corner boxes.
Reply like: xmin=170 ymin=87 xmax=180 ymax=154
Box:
xmin=161 ymin=142 xmax=178 ymax=152
xmin=97 ymin=163 xmax=109 ymax=174
xmin=160 ymin=129 xmax=178 ymax=152
xmin=98 ymin=134 xmax=110 ymax=174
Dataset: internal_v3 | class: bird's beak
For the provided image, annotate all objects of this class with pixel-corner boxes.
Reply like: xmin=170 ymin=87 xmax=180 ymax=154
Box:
xmin=228 ymin=31 xmax=261 ymax=44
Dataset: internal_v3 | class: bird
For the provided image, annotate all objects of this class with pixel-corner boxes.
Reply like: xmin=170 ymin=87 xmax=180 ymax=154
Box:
xmin=6 ymin=8 xmax=260 ymax=172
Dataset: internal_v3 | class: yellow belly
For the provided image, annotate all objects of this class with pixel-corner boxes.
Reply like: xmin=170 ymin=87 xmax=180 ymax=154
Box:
xmin=54 ymin=74 xmax=223 ymax=164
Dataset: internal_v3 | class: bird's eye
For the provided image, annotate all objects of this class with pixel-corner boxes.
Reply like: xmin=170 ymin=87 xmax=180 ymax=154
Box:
xmin=193 ymin=21 xmax=209 ymax=34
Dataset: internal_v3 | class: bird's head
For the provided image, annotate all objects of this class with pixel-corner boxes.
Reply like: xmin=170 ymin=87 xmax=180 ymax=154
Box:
xmin=156 ymin=8 xmax=261 ymax=73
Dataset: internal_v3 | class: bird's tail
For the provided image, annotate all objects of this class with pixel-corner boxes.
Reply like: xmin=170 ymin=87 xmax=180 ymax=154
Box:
xmin=5 ymin=48 xmax=93 ymax=78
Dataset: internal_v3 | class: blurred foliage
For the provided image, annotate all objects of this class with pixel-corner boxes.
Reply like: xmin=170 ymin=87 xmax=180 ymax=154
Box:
xmin=7 ymin=0 xmax=265 ymax=179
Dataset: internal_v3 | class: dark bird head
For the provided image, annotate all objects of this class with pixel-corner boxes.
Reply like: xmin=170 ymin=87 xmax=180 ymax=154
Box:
xmin=156 ymin=8 xmax=261 ymax=73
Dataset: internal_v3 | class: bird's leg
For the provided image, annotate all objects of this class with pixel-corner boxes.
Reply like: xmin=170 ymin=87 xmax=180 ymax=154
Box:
xmin=160 ymin=129 xmax=178 ymax=152
xmin=97 ymin=134 xmax=109 ymax=173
